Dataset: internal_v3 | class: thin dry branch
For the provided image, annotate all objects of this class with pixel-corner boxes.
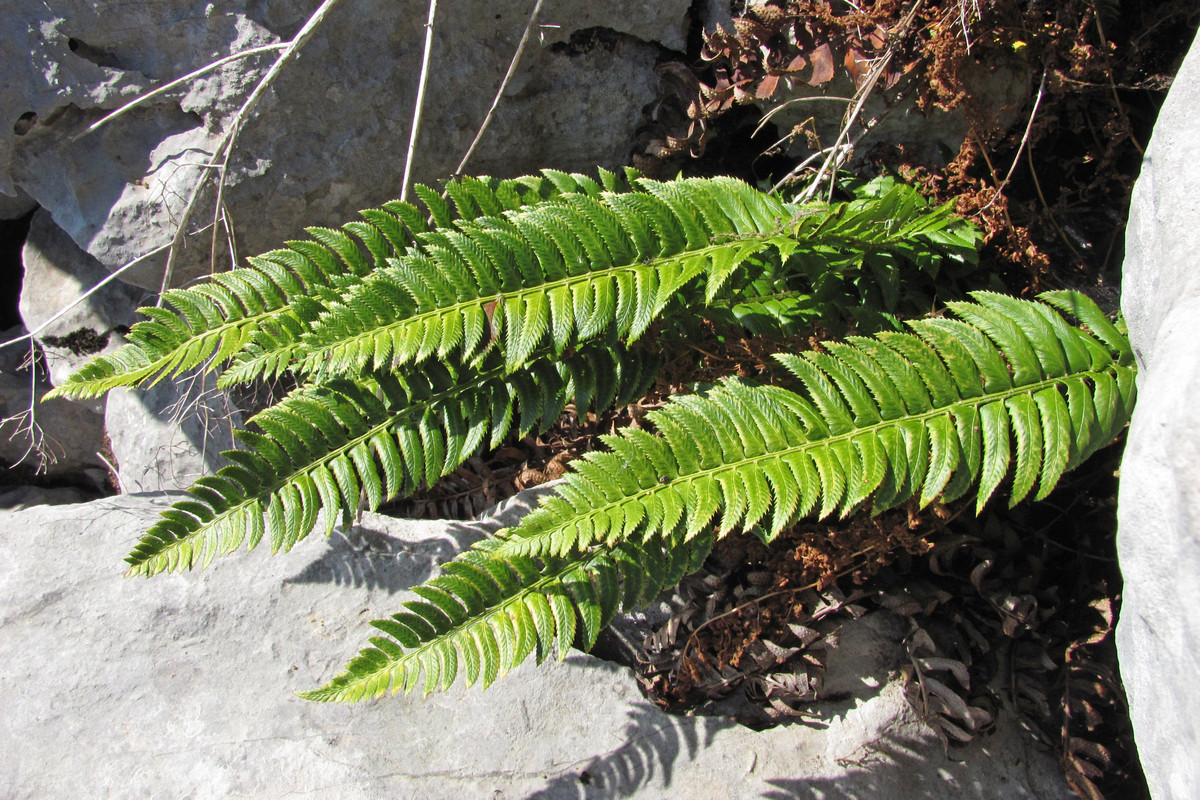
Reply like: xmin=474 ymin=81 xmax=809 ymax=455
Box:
xmin=401 ymin=0 xmax=439 ymax=203
xmin=0 ymin=233 xmax=201 ymax=353
xmin=787 ymin=0 xmax=926 ymax=203
xmin=71 ymin=43 xmax=289 ymax=142
xmin=976 ymin=69 xmax=1047 ymax=215
xmin=453 ymin=0 xmax=545 ymax=176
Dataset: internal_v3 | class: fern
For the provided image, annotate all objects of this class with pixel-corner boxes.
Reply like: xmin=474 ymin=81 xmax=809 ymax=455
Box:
xmin=305 ymin=291 xmax=1134 ymax=701
xmin=54 ymin=171 xmax=982 ymax=580
xmin=50 ymin=169 xmax=1133 ymax=706
xmin=45 ymin=169 xmax=637 ymax=400
xmin=49 ymin=172 xmax=976 ymax=400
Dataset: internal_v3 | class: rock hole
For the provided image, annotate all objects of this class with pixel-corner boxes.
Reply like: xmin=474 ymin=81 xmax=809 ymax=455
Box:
xmin=13 ymin=112 xmax=37 ymax=136
xmin=66 ymin=37 xmax=124 ymax=70
xmin=0 ymin=208 xmax=36 ymax=330
xmin=549 ymin=27 xmax=626 ymax=56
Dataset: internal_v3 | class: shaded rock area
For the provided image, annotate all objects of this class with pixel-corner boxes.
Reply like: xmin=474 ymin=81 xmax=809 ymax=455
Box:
xmin=1117 ymin=30 xmax=1200 ymax=800
xmin=18 ymin=209 xmax=146 ymax=386
xmin=0 ymin=489 xmax=1074 ymax=799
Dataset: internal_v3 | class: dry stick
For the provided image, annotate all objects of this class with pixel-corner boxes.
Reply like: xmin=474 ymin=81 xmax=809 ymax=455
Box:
xmin=1026 ymin=141 xmax=1086 ymax=265
xmin=401 ymin=0 xmax=439 ymax=203
xmin=453 ymin=0 xmax=545 ymax=176
xmin=976 ymin=69 xmax=1047 ymax=216
xmin=71 ymin=43 xmax=289 ymax=142
xmin=157 ymin=0 xmax=343 ymax=303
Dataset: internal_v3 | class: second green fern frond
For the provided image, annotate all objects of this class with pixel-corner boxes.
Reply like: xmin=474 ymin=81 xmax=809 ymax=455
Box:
xmin=493 ymin=290 xmax=1133 ymax=559
xmin=301 ymin=528 xmax=714 ymax=701
xmin=304 ymin=290 xmax=1134 ymax=700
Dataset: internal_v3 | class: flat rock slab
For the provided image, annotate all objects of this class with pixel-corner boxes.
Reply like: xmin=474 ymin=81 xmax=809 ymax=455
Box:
xmin=0 ymin=492 xmax=1071 ymax=799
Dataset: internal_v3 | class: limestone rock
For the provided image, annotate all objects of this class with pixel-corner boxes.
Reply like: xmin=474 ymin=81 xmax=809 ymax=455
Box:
xmin=1117 ymin=34 xmax=1200 ymax=800
xmin=2 ymin=0 xmax=690 ymax=290
xmin=19 ymin=209 xmax=146 ymax=387
xmin=103 ymin=374 xmax=241 ymax=493
xmin=0 ymin=490 xmax=1073 ymax=798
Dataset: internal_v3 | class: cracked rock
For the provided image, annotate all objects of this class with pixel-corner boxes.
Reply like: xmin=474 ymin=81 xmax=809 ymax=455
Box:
xmin=2 ymin=0 xmax=690 ymax=290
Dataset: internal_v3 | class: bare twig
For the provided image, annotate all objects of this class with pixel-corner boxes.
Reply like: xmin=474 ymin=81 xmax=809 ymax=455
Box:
xmin=976 ymin=69 xmax=1047 ymax=215
xmin=1027 ymin=141 xmax=1086 ymax=264
xmin=158 ymin=0 xmax=342 ymax=301
xmin=0 ymin=232 xmax=205 ymax=353
xmin=71 ymin=43 xmax=289 ymax=142
xmin=1093 ymin=12 xmax=1144 ymax=156
xmin=753 ymin=95 xmax=852 ymax=140
xmin=453 ymin=0 xmax=545 ymax=175
xmin=95 ymin=450 xmax=127 ymax=494
xmin=401 ymin=0 xmax=439 ymax=202
xmin=0 ymin=347 xmax=53 ymax=471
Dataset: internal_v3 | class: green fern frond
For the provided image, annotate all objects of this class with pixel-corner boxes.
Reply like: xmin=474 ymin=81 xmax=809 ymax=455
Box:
xmin=125 ymin=343 xmax=658 ymax=576
xmin=253 ymin=177 xmax=798 ymax=380
xmin=493 ymin=290 xmax=1134 ymax=562
xmin=46 ymin=172 xmax=632 ymax=400
xmin=301 ymin=528 xmax=713 ymax=702
xmin=232 ymin=177 xmax=979 ymax=385
xmin=304 ymin=290 xmax=1134 ymax=700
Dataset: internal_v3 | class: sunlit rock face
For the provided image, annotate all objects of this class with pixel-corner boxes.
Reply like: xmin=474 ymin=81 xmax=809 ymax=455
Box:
xmin=1118 ymin=33 xmax=1200 ymax=800
xmin=0 ymin=489 xmax=1074 ymax=798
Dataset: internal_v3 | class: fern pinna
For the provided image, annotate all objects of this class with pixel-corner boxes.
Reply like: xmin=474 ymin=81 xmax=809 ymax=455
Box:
xmin=305 ymin=290 xmax=1134 ymax=701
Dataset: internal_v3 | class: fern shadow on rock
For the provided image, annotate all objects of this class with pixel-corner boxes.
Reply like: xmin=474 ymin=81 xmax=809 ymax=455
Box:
xmin=760 ymin=731 xmax=1050 ymax=800
xmin=523 ymin=702 xmax=735 ymax=800
xmin=283 ymin=520 xmax=486 ymax=593
xmin=284 ymin=485 xmax=562 ymax=594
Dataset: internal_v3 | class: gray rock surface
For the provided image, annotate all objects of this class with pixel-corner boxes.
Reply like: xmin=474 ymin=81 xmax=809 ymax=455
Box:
xmin=19 ymin=209 xmax=146 ymax=387
xmin=104 ymin=375 xmax=241 ymax=493
xmin=0 ymin=489 xmax=1073 ymax=799
xmin=3 ymin=0 xmax=690 ymax=290
xmin=1117 ymin=32 xmax=1200 ymax=800
xmin=0 ymin=369 xmax=106 ymax=479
